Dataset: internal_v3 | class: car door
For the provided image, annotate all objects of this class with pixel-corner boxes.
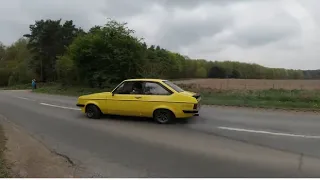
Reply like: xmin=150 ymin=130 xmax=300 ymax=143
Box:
xmin=139 ymin=81 xmax=173 ymax=117
xmin=108 ymin=81 xmax=143 ymax=116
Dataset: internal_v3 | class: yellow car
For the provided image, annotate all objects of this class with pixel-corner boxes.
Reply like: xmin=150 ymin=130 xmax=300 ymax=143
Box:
xmin=76 ymin=79 xmax=201 ymax=124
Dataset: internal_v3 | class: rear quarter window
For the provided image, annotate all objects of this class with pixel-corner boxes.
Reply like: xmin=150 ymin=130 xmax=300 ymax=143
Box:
xmin=163 ymin=81 xmax=184 ymax=93
xmin=144 ymin=82 xmax=171 ymax=95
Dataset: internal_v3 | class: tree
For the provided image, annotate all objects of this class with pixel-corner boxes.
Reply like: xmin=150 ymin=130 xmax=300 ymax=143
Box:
xmin=303 ymin=70 xmax=320 ymax=79
xmin=7 ymin=38 xmax=34 ymax=85
xmin=60 ymin=20 xmax=145 ymax=87
xmin=0 ymin=42 xmax=5 ymax=61
xmin=0 ymin=38 xmax=34 ymax=86
xmin=208 ymin=66 xmax=226 ymax=78
xmin=140 ymin=45 xmax=185 ymax=79
xmin=182 ymin=59 xmax=197 ymax=78
xmin=230 ymin=69 xmax=241 ymax=78
xmin=2 ymin=18 xmax=318 ymax=88
xmin=23 ymin=19 xmax=82 ymax=82
xmin=195 ymin=67 xmax=207 ymax=78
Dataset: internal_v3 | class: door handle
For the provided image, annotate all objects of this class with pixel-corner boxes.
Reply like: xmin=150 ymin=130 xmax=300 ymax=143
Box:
xmin=135 ymin=96 xmax=142 ymax=99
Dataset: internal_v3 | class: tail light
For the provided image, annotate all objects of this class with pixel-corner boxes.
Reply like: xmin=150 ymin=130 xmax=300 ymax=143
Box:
xmin=193 ymin=104 xmax=198 ymax=109
xmin=193 ymin=94 xmax=201 ymax=100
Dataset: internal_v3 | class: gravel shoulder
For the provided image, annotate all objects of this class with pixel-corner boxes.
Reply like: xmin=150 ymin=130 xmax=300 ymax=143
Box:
xmin=0 ymin=124 xmax=9 ymax=177
xmin=0 ymin=115 xmax=75 ymax=178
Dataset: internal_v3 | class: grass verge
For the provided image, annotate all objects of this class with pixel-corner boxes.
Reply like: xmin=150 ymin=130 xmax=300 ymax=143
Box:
xmin=3 ymin=82 xmax=320 ymax=111
xmin=179 ymin=84 xmax=320 ymax=111
xmin=32 ymin=83 xmax=113 ymax=96
xmin=0 ymin=83 xmax=112 ymax=96
xmin=0 ymin=84 xmax=31 ymax=90
xmin=0 ymin=125 xmax=10 ymax=178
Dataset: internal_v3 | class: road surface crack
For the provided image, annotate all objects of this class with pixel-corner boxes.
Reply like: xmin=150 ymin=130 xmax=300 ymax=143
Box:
xmin=51 ymin=150 xmax=75 ymax=166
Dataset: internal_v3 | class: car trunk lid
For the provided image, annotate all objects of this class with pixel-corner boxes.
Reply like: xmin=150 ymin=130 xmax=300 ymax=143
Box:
xmin=180 ymin=91 xmax=201 ymax=101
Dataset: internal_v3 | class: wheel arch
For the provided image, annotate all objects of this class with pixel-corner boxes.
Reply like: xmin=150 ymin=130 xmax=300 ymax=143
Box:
xmin=152 ymin=106 xmax=176 ymax=118
xmin=85 ymin=101 xmax=101 ymax=112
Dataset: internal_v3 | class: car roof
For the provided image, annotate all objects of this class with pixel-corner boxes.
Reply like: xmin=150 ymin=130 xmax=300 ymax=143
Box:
xmin=124 ymin=78 xmax=167 ymax=82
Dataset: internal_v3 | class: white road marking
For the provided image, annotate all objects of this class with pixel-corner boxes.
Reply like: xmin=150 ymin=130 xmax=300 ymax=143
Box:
xmin=218 ymin=126 xmax=320 ymax=139
xmin=40 ymin=103 xmax=81 ymax=111
xmin=14 ymin=96 xmax=36 ymax=101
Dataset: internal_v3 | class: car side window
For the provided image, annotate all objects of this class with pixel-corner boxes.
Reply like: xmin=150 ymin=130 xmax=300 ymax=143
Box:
xmin=144 ymin=82 xmax=171 ymax=95
xmin=114 ymin=82 xmax=132 ymax=94
xmin=114 ymin=81 xmax=144 ymax=95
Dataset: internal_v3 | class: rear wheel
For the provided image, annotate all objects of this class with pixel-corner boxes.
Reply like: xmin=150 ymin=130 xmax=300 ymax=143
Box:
xmin=153 ymin=109 xmax=175 ymax=124
xmin=85 ymin=104 xmax=101 ymax=119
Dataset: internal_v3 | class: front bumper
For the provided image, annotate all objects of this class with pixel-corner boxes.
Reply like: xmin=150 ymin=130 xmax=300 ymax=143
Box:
xmin=76 ymin=104 xmax=85 ymax=107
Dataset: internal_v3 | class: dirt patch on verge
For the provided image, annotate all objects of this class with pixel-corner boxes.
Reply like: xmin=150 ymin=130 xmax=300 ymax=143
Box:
xmin=0 ymin=125 xmax=10 ymax=177
xmin=0 ymin=115 xmax=75 ymax=177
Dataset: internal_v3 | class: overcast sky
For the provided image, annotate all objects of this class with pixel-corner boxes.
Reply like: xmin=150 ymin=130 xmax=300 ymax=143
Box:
xmin=0 ymin=0 xmax=319 ymax=70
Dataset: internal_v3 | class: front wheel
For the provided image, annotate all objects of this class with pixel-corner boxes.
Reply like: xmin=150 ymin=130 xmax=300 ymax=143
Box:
xmin=85 ymin=104 xmax=101 ymax=119
xmin=153 ymin=109 xmax=175 ymax=124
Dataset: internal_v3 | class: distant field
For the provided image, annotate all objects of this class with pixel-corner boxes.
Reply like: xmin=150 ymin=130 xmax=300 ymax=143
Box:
xmin=174 ymin=79 xmax=320 ymax=90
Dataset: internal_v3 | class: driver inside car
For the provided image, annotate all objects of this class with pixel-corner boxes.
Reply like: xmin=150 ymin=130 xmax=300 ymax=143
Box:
xmin=131 ymin=82 xmax=143 ymax=94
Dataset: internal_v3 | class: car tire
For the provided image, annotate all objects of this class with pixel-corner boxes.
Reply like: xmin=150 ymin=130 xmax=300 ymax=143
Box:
xmin=153 ymin=109 xmax=175 ymax=124
xmin=85 ymin=104 xmax=101 ymax=119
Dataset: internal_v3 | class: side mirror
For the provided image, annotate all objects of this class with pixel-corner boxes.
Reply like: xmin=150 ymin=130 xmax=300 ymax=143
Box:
xmin=112 ymin=92 xmax=115 ymax=96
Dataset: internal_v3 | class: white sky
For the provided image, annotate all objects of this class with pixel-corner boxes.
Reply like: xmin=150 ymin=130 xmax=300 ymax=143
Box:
xmin=0 ymin=0 xmax=319 ymax=70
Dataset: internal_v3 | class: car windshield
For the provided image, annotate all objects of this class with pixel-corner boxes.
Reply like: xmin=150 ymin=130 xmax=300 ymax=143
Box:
xmin=163 ymin=80 xmax=184 ymax=92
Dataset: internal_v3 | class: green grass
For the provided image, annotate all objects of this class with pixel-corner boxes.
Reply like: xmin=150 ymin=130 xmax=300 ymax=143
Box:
xmin=32 ymin=83 xmax=114 ymax=96
xmin=0 ymin=125 xmax=10 ymax=178
xmin=0 ymin=83 xmax=31 ymax=90
xmin=3 ymin=82 xmax=320 ymax=111
xmin=179 ymin=84 xmax=320 ymax=111
xmin=0 ymin=83 xmax=113 ymax=96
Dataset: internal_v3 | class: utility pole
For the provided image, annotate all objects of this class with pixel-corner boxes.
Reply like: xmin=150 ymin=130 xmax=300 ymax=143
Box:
xmin=41 ymin=58 xmax=43 ymax=82
xmin=39 ymin=48 xmax=44 ymax=82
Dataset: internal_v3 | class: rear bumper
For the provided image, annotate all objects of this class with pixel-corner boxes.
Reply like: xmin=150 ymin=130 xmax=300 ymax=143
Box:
xmin=183 ymin=110 xmax=199 ymax=114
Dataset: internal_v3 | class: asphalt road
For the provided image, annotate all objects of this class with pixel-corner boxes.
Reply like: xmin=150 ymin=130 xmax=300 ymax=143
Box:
xmin=0 ymin=90 xmax=320 ymax=177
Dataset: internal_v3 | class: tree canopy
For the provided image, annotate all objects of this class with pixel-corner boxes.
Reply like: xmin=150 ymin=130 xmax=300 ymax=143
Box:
xmin=23 ymin=19 xmax=83 ymax=82
xmin=0 ymin=18 xmax=317 ymax=87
